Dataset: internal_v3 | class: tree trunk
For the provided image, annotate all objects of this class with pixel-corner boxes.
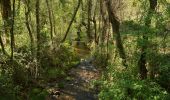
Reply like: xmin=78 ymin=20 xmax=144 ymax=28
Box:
xmin=51 ymin=1 xmax=57 ymax=35
xmin=93 ymin=0 xmax=98 ymax=44
xmin=46 ymin=0 xmax=53 ymax=42
xmin=10 ymin=0 xmax=16 ymax=61
xmin=0 ymin=35 xmax=6 ymax=54
xmin=138 ymin=0 xmax=157 ymax=79
xmin=36 ymin=0 xmax=40 ymax=78
xmin=93 ymin=16 xmax=97 ymax=44
xmin=87 ymin=0 xmax=92 ymax=42
xmin=0 ymin=0 xmax=11 ymax=29
xmin=105 ymin=0 xmax=127 ymax=67
xmin=100 ymin=0 xmax=107 ymax=45
xmin=0 ymin=0 xmax=12 ymax=45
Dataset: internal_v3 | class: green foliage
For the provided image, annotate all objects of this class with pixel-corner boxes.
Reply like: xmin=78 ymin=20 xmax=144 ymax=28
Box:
xmin=0 ymin=67 xmax=22 ymax=100
xmin=97 ymin=19 xmax=170 ymax=99
xmin=0 ymin=74 xmax=14 ymax=99
xmin=41 ymin=42 xmax=79 ymax=68
xmin=28 ymin=88 xmax=49 ymax=100
xmin=99 ymin=69 xmax=169 ymax=100
xmin=93 ymin=50 xmax=108 ymax=68
xmin=156 ymin=54 xmax=170 ymax=92
xmin=47 ymin=68 xmax=66 ymax=79
xmin=58 ymin=82 xmax=65 ymax=89
xmin=39 ymin=42 xmax=79 ymax=81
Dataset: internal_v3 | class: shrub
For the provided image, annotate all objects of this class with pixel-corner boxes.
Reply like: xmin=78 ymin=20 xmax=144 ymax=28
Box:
xmin=98 ymin=64 xmax=170 ymax=100
xmin=99 ymin=77 xmax=169 ymax=100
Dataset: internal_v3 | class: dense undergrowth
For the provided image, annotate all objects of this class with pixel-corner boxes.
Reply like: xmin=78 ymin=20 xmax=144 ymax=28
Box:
xmin=92 ymin=21 xmax=170 ymax=100
xmin=0 ymin=42 xmax=79 ymax=99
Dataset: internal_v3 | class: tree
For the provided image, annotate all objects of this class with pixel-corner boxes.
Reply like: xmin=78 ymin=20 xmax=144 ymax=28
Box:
xmin=24 ymin=0 xmax=35 ymax=57
xmin=0 ymin=0 xmax=15 ymax=60
xmin=100 ymin=0 xmax=108 ymax=45
xmin=105 ymin=0 xmax=127 ymax=67
xmin=138 ymin=0 xmax=157 ymax=79
xmin=87 ymin=0 xmax=92 ymax=42
xmin=46 ymin=0 xmax=53 ymax=41
xmin=61 ymin=0 xmax=82 ymax=42
xmin=0 ymin=0 xmax=12 ymax=37
xmin=10 ymin=0 xmax=16 ymax=61
xmin=36 ymin=0 xmax=40 ymax=78
xmin=93 ymin=1 xmax=98 ymax=44
xmin=0 ymin=35 xmax=6 ymax=54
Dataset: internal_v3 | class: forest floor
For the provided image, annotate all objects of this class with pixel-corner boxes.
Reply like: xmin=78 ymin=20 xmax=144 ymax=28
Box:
xmin=46 ymin=57 xmax=100 ymax=100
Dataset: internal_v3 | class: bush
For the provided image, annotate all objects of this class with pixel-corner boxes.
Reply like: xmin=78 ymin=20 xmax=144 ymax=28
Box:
xmin=39 ymin=42 xmax=79 ymax=81
xmin=157 ymin=64 xmax=170 ymax=92
xmin=98 ymin=64 xmax=170 ymax=100
xmin=46 ymin=68 xmax=66 ymax=79
xmin=41 ymin=42 xmax=79 ymax=68
xmin=28 ymin=88 xmax=49 ymax=100
xmin=0 ymin=68 xmax=22 ymax=100
xmin=92 ymin=51 xmax=109 ymax=68
xmin=99 ymin=77 xmax=169 ymax=100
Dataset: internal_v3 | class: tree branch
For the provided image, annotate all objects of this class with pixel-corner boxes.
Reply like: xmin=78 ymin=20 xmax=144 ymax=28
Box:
xmin=61 ymin=0 xmax=81 ymax=42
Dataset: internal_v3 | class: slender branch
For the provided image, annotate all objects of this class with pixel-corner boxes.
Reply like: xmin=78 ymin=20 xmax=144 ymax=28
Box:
xmin=61 ymin=0 xmax=81 ymax=42
xmin=24 ymin=0 xmax=34 ymax=57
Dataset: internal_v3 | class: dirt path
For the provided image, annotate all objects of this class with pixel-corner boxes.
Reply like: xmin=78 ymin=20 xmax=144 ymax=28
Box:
xmin=47 ymin=58 xmax=100 ymax=100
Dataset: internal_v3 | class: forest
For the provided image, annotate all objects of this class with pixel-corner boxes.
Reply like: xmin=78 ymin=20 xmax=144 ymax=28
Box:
xmin=0 ymin=0 xmax=170 ymax=100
